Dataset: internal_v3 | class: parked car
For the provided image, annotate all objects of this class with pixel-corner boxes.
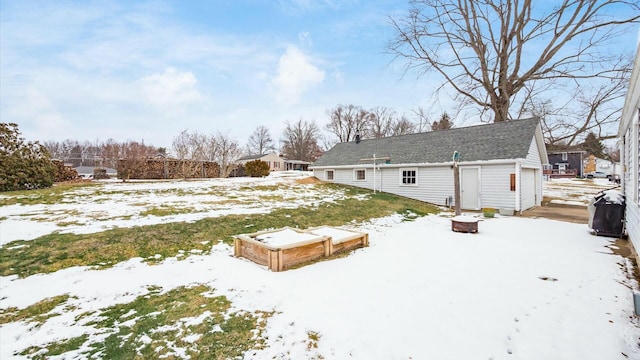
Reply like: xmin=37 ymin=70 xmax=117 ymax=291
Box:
xmin=585 ymin=171 xmax=608 ymax=179
xmin=607 ymin=174 xmax=621 ymax=184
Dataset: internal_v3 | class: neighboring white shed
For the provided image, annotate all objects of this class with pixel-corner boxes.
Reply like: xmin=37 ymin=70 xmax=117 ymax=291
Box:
xmin=310 ymin=118 xmax=548 ymax=212
xmin=619 ymin=43 xmax=640 ymax=247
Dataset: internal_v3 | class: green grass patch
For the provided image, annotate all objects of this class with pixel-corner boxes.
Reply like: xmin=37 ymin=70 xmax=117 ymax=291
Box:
xmin=17 ymin=285 xmax=270 ymax=360
xmin=0 ymin=182 xmax=99 ymax=206
xmin=139 ymin=206 xmax=198 ymax=217
xmin=0 ymin=184 xmax=438 ymax=277
xmin=57 ymin=221 xmax=85 ymax=227
xmin=0 ymin=294 xmax=72 ymax=326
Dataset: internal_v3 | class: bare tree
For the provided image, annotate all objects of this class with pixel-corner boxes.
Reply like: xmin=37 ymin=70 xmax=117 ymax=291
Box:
xmin=411 ymin=107 xmax=432 ymax=132
xmin=370 ymin=106 xmax=396 ymax=138
xmin=172 ymin=130 xmax=208 ymax=178
xmin=214 ymin=132 xmax=243 ymax=178
xmin=391 ymin=115 xmax=417 ymax=136
xmin=531 ymin=65 xmax=630 ymax=148
xmin=389 ymin=0 xmax=640 ymax=124
xmin=246 ymin=125 xmax=275 ymax=155
xmin=281 ymin=119 xmax=322 ymax=162
xmin=319 ymin=134 xmax=338 ymax=151
xmin=326 ymin=104 xmax=373 ymax=142
xmin=100 ymin=138 xmax=121 ymax=169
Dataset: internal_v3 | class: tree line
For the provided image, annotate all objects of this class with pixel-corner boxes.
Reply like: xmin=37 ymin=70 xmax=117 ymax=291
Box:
xmin=40 ymin=106 xmax=455 ymax=169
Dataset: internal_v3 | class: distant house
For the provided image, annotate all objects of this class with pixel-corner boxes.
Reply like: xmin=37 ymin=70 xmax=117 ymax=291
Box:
xmin=310 ymin=118 xmax=548 ymax=212
xmin=583 ymin=155 xmax=621 ymax=177
xmin=75 ymin=166 xmax=117 ymax=179
xmin=237 ymin=153 xmax=284 ymax=172
xmin=284 ymin=159 xmax=311 ymax=171
xmin=546 ymin=151 xmax=585 ymax=178
xmin=619 ymin=43 xmax=639 ymax=247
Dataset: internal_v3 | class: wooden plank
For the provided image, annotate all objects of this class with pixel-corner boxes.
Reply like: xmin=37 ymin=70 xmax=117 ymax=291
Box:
xmin=281 ymin=242 xmax=326 ymax=269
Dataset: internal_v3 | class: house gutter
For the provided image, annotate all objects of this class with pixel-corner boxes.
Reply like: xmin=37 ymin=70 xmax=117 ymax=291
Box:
xmin=310 ymin=158 xmax=525 ymax=170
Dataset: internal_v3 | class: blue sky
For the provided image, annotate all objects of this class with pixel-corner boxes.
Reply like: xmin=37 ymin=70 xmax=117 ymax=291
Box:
xmin=1 ymin=0 xmax=442 ymax=149
xmin=1 ymin=1 xmax=637 ymax=150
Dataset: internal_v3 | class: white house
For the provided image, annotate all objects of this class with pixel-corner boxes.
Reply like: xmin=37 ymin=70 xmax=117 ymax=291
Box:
xmin=237 ymin=153 xmax=284 ymax=172
xmin=310 ymin=118 xmax=548 ymax=213
xmin=619 ymin=43 xmax=640 ymax=247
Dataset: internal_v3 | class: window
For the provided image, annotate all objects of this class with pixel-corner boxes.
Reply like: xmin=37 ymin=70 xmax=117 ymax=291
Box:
xmin=510 ymin=173 xmax=516 ymax=191
xmin=325 ymin=170 xmax=334 ymax=180
xmin=400 ymin=168 xmax=417 ymax=185
xmin=354 ymin=169 xmax=366 ymax=181
xmin=561 ymin=152 xmax=568 ymax=161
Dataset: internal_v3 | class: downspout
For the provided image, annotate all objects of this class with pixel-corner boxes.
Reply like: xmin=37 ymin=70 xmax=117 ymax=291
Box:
xmin=620 ymin=134 xmax=625 ymax=194
xmin=515 ymin=161 xmax=522 ymax=214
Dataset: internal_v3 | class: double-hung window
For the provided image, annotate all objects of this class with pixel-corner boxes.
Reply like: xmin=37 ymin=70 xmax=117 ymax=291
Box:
xmin=325 ymin=170 xmax=334 ymax=180
xmin=354 ymin=169 xmax=366 ymax=181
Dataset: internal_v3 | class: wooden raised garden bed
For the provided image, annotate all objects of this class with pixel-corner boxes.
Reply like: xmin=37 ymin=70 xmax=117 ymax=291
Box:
xmin=234 ymin=226 xmax=369 ymax=272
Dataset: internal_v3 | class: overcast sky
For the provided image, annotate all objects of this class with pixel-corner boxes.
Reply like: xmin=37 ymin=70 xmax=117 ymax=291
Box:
xmin=1 ymin=1 xmax=638 ymax=150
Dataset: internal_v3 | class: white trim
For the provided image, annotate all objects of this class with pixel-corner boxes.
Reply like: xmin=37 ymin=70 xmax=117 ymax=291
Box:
xmin=353 ymin=169 xmax=366 ymax=181
xmin=310 ymin=158 xmax=522 ymax=171
xmin=399 ymin=167 xmax=418 ymax=186
xmin=515 ymin=162 xmax=522 ymax=212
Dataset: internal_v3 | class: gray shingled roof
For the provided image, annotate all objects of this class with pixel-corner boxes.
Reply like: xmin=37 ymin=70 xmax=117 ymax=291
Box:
xmin=312 ymin=118 xmax=539 ymax=167
xmin=237 ymin=154 xmax=268 ymax=161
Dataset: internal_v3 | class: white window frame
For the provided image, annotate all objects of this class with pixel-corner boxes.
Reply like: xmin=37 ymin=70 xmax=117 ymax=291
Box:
xmin=325 ymin=169 xmax=335 ymax=181
xmin=353 ymin=169 xmax=366 ymax=181
xmin=561 ymin=152 xmax=568 ymax=161
xmin=399 ymin=167 xmax=418 ymax=186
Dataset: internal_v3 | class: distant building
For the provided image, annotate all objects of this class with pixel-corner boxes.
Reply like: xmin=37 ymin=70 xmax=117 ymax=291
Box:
xmin=583 ymin=155 xmax=621 ymax=177
xmin=237 ymin=153 xmax=284 ymax=171
xmin=284 ymin=159 xmax=311 ymax=171
xmin=237 ymin=153 xmax=311 ymax=172
xmin=546 ymin=151 xmax=585 ymax=178
xmin=311 ymin=118 xmax=547 ymax=212
xmin=75 ymin=166 xmax=117 ymax=179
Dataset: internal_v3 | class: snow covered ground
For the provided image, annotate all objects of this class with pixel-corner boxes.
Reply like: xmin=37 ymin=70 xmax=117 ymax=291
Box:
xmin=0 ymin=172 xmax=349 ymax=245
xmin=1 ymin=173 xmax=639 ymax=359
xmin=544 ymin=178 xmax=618 ymax=206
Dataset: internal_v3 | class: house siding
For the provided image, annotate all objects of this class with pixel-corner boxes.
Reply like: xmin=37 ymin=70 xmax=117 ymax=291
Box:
xmin=479 ymin=164 xmax=517 ymax=210
xmin=379 ymin=166 xmax=454 ymax=205
xmin=238 ymin=153 xmax=284 ymax=172
xmin=619 ymin=43 xmax=640 ymax=253
xmin=325 ymin=168 xmax=375 ymax=189
xmin=524 ymin=139 xmax=541 ymax=168
xmin=317 ymin=163 xmax=530 ymax=210
xmin=622 ymin=116 xmax=639 ymax=250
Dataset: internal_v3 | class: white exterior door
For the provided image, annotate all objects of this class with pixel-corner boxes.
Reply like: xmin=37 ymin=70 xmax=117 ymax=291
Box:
xmin=521 ymin=169 xmax=536 ymax=210
xmin=461 ymin=167 xmax=480 ymax=210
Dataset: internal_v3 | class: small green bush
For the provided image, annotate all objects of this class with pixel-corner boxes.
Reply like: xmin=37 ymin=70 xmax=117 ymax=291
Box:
xmin=244 ymin=160 xmax=270 ymax=177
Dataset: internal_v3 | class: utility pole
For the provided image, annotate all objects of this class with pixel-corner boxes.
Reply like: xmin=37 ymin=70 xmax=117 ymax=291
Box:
xmin=453 ymin=151 xmax=461 ymax=215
